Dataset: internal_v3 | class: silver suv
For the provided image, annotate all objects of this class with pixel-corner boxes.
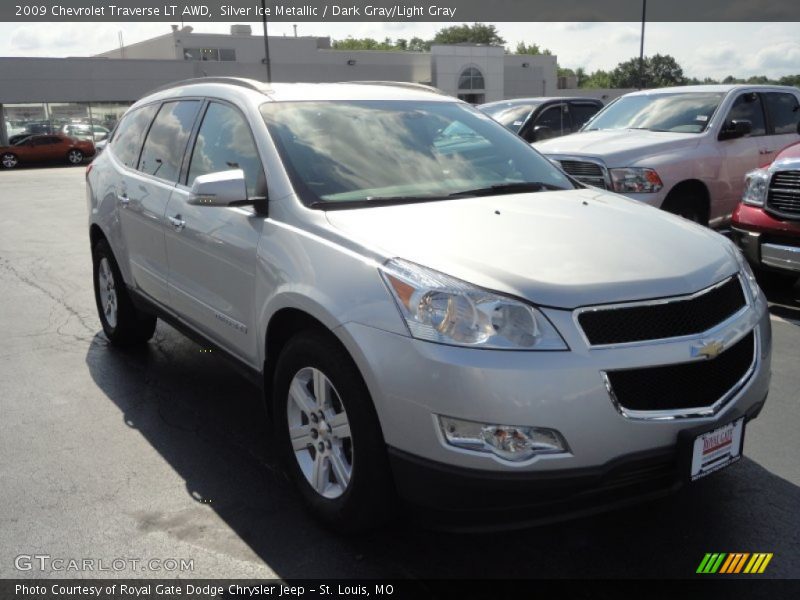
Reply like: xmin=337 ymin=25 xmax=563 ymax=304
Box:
xmin=87 ymin=78 xmax=771 ymax=531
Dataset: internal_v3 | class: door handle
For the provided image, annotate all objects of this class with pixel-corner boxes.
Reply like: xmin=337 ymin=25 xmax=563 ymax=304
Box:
xmin=117 ymin=193 xmax=130 ymax=206
xmin=168 ymin=215 xmax=186 ymax=231
xmin=759 ymin=148 xmax=775 ymax=155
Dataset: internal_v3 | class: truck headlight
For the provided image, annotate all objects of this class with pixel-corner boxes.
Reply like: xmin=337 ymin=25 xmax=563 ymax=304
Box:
xmin=609 ymin=167 xmax=663 ymax=193
xmin=742 ymin=168 xmax=770 ymax=207
xmin=439 ymin=416 xmax=568 ymax=462
xmin=380 ymin=258 xmax=567 ymax=350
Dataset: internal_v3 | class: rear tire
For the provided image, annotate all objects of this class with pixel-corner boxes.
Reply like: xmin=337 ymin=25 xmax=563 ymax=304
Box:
xmin=273 ymin=330 xmax=395 ymax=533
xmin=1 ymin=153 xmax=18 ymax=169
xmin=92 ymin=239 xmax=156 ymax=346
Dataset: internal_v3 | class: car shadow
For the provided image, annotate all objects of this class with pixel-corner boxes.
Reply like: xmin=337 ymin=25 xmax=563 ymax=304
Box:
xmin=758 ymin=272 xmax=800 ymax=325
xmin=85 ymin=325 xmax=800 ymax=579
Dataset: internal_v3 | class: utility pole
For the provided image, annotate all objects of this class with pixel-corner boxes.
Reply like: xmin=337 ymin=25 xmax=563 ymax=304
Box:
xmin=261 ymin=0 xmax=272 ymax=83
xmin=639 ymin=0 xmax=647 ymax=90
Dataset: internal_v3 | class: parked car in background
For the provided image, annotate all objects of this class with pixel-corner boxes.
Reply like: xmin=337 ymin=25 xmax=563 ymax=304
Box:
xmin=87 ymin=78 xmax=771 ymax=531
xmin=60 ymin=123 xmax=111 ymax=142
xmin=479 ymin=97 xmax=603 ymax=142
xmin=732 ymin=142 xmax=800 ymax=281
xmin=535 ymin=85 xmax=800 ymax=227
xmin=0 ymin=134 xmax=95 ymax=168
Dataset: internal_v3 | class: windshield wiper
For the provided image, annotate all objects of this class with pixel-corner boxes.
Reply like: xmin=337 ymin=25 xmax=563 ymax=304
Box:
xmin=449 ymin=181 xmax=567 ymax=197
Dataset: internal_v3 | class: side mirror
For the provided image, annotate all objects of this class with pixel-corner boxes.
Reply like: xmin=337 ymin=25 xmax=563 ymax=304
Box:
xmin=188 ymin=169 xmax=249 ymax=207
xmin=532 ymin=125 xmax=554 ymax=142
xmin=719 ymin=119 xmax=752 ymax=141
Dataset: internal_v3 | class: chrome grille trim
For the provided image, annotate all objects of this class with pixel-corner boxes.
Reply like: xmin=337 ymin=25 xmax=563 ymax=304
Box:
xmin=573 ymin=275 xmax=750 ymax=349
xmin=602 ymin=328 xmax=759 ymax=421
xmin=766 ymin=169 xmax=800 ymax=219
xmin=547 ymin=155 xmax=611 ymax=189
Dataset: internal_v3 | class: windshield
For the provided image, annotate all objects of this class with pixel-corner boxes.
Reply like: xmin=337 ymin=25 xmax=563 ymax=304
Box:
xmin=583 ymin=92 xmax=724 ymax=133
xmin=260 ymin=100 xmax=572 ymax=207
xmin=479 ymin=103 xmax=539 ymax=133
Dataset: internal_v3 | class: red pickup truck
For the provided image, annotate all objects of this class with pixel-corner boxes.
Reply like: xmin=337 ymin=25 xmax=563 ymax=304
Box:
xmin=733 ymin=142 xmax=800 ymax=281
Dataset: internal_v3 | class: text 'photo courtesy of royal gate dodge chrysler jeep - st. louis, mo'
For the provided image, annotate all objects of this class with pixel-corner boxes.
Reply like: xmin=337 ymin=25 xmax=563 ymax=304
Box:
xmin=86 ymin=78 xmax=771 ymax=531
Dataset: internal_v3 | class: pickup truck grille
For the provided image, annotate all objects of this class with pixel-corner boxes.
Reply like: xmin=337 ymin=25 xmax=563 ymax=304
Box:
xmin=767 ymin=170 xmax=800 ymax=219
xmin=558 ymin=160 xmax=608 ymax=189
xmin=577 ymin=276 xmax=746 ymax=346
xmin=605 ymin=331 xmax=755 ymax=413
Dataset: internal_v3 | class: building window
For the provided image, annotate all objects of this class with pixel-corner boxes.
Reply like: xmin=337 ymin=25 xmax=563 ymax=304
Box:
xmin=184 ymin=48 xmax=236 ymax=62
xmin=458 ymin=66 xmax=485 ymax=91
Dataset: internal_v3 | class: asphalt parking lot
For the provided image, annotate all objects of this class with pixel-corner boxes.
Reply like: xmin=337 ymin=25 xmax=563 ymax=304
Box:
xmin=1 ymin=166 xmax=798 ymax=580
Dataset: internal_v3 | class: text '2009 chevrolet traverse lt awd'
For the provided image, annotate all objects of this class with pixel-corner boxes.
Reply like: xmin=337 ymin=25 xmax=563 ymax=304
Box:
xmin=87 ymin=78 xmax=771 ymax=531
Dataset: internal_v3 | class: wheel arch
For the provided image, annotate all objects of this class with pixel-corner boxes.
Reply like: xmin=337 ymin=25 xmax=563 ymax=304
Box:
xmin=662 ymin=179 xmax=711 ymax=225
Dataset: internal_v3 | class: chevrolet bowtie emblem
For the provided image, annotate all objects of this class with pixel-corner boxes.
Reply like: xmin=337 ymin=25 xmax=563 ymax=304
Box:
xmin=693 ymin=340 xmax=725 ymax=360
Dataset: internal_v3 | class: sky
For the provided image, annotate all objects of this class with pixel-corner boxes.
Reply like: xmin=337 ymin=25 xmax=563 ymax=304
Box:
xmin=1 ymin=21 xmax=799 ymax=80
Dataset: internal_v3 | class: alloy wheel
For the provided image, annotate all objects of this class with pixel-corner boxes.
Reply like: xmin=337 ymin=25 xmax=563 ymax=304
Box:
xmin=97 ymin=257 xmax=118 ymax=328
xmin=68 ymin=150 xmax=83 ymax=164
xmin=286 ymin=367 xmax=353 ymax=499
xmin=2 ymin=154 xmax=17 ymax=168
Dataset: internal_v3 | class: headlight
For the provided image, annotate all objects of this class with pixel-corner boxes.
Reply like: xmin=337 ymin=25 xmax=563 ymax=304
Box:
xmin=742 ymin=168 xmax=770 ymax=206
xmin=733 ymin=244 xmax=761 ymax=300
xmin=609 ymin=167 xmax=664 ymax=193
xmin=380 ymin=258 xmax=567 ymax=350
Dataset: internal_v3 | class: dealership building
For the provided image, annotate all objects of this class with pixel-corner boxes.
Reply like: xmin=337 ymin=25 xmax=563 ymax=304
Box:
xmin=0 ymin=24 xmax=612 ymax=144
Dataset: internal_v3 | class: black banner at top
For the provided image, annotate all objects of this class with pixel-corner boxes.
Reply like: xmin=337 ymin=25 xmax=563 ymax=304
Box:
xmin=3 ymin=0 xmax=799 ymax=22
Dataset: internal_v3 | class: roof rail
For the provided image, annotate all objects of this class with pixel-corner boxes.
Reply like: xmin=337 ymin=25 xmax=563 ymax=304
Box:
xmin=146 ymin=77 xmax=270 ymax=95
xmin=342 ymin=81 xmax=448 ymax=96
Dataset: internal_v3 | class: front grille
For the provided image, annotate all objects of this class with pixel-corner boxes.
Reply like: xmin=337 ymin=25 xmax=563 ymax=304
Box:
xmin=606 ymin=331 xmax=755 ymax=412
xmin=578 ymin=276 xmax=746 ymax=346
xmin=767 ymin=170 xmax=800 ymax=219
xmin=558 ymin=159 xmax=608 ymax=188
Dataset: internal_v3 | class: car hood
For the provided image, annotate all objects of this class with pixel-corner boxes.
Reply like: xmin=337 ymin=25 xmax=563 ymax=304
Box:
xmin=325 ymin=189 xmax=738 ymax=309
xmin=533 ymin=129 xmax=701 ymax=165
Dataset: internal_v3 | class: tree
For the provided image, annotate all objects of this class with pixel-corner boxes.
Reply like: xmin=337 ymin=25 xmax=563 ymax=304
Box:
xmin=515 ymin=41 xmax=552 ymax=55
xmin=608 ymin=54 xmax=686 ymax=88
xmin=581 ymin=69 xmax=612 ymax=88
xmin=431 ymin=23 xmax=505 ymax=46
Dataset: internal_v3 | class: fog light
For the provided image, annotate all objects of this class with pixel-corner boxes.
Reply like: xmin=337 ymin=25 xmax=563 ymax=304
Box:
xmin=438 ymin=416 xmax=568 ymax=462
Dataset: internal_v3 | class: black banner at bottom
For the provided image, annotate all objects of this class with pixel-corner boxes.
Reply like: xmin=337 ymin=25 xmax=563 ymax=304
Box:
xmin=2 ymin=579 xmax=797 ymax=600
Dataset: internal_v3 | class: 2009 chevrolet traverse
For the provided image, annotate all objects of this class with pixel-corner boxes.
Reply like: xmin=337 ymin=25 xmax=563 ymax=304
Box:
xmin=87 ymin=78 xmax=771 ymax=531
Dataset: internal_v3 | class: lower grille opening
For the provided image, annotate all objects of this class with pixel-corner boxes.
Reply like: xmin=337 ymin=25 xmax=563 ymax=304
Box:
xmin=606 ymin=331 xmax=755 ymax=413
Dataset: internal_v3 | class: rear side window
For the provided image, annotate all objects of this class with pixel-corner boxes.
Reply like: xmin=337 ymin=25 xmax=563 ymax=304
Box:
xmin=187 ymin=102 xmax=265 ymax=198
xmin=138 ymin=100 xmax=201 ymax=183
xmin=111 ymin=104 xmax=159 ymax=168
xmin=569 ymin=103 xmax=601 ymax=130
xmin=763 ymin=93 xmax=800 ymax=135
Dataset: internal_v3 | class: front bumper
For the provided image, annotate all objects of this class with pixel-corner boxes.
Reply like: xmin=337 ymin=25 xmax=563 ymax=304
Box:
xmin=336 ymin=287 xmax=771 ymax=520
xmin=732 ymin=204 xmax=800 ymax=273
xmin=389 ymin=397 xmax=766 ymax=529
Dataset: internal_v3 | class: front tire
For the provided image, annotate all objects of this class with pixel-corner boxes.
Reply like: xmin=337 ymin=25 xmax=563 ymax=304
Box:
xmin=92 ymin=239 xmax=156 ymax=346
xmin=273 ymin=330 xmax=394 ymax=532
xmin=1 ymin=153 xmax=18 ymax=169
xmin=662 ymin=194 xmax=706 ymax=225
xmin=67 ymin=149 xmax=84 ymax=165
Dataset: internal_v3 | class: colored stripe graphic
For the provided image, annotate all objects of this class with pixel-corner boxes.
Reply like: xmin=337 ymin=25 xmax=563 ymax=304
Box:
xmin=698 ymin=552 xmax=773 ymax=574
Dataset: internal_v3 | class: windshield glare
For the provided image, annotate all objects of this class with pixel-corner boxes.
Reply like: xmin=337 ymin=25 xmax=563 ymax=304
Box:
xmin=260 ymin=100 xmax=572 ymax=206
xmin=479 ymin=103 xmax=538 ymax=132
xmin=583 ymin=92 xmax=724 ymax=133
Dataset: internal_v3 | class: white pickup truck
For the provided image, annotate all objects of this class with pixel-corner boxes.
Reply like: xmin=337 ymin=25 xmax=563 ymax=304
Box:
xmin=534 ymin=85 xmax=800 ymax=226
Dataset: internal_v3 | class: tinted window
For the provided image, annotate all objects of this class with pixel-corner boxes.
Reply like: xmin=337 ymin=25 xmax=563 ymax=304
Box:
xmin=535 ymin=105 xmax=568 ymax=134
xmin=726 ymin=93 xmax=766 ymax=136
xmin=138 ymin=101 xmax=200 ymax=183
xmin=111 ymin=104 xmax=159 ymax=168
xmin=33 ymin=136 xmax=59 ymax=146
xmin=187 ymin=102 xmax=265 ymax=198
xmin=569 ymin=103 xmax=601 ymax=130
xmin=763 ymin=92 xmax=800 ymax=135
